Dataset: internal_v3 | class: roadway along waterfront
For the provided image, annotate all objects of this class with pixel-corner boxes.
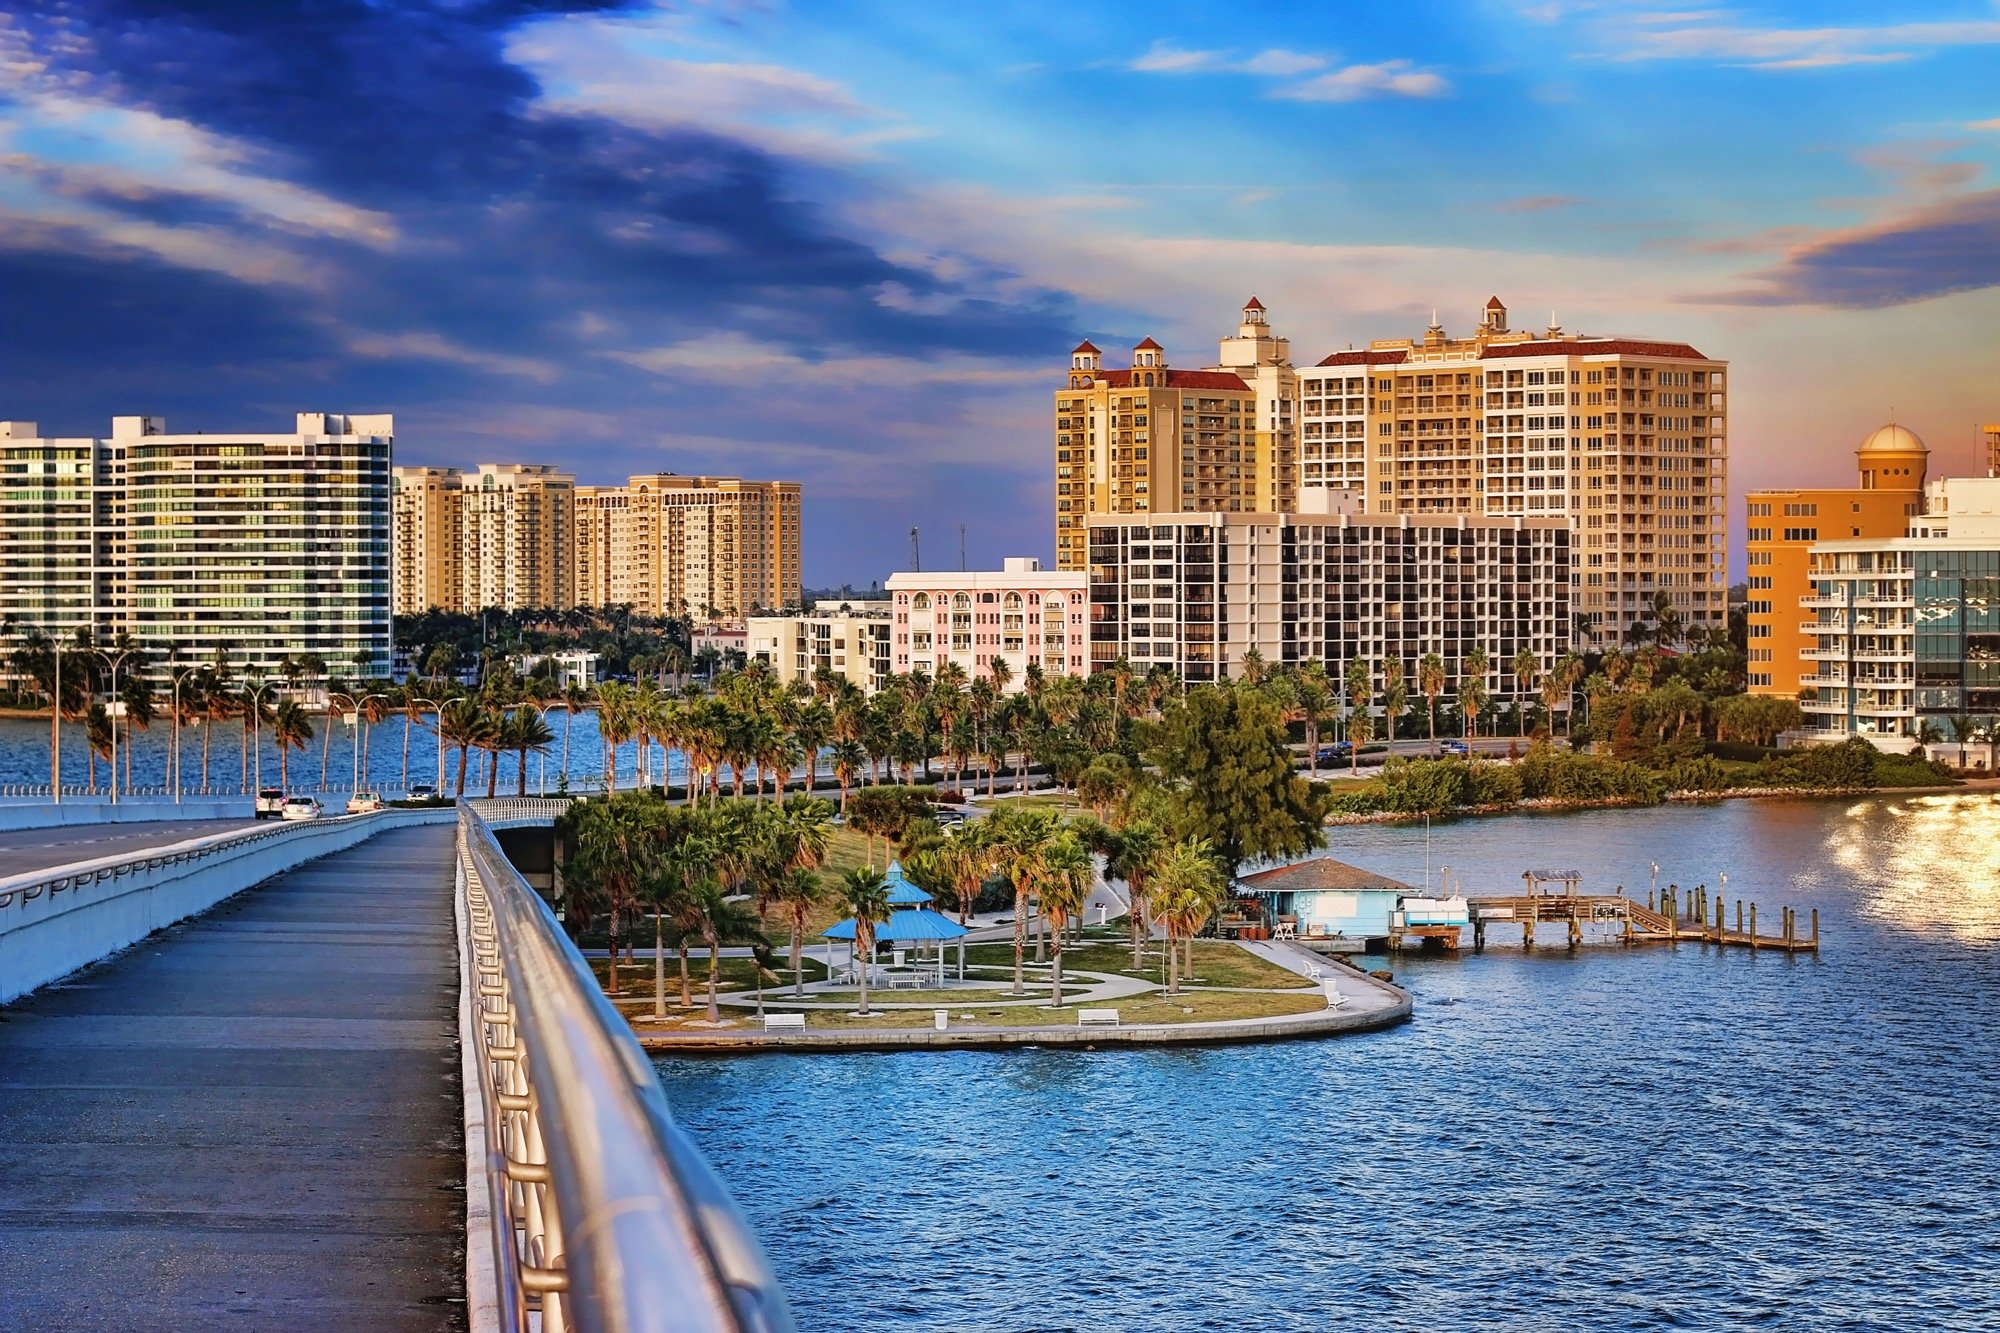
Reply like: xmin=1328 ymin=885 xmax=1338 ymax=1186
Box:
xmin=0 ymin=819 xmax=261 ymax=876
xmin=656 ymin=792 xmax=2000 ymax=1332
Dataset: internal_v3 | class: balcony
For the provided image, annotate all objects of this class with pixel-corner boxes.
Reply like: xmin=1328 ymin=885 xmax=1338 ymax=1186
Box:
xmin=1799 ymin=620 xmax=1843 ymax=634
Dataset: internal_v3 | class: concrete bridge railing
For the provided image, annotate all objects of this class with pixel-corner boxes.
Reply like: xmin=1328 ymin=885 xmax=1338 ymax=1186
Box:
xmin=458 ymin=807 xmax=793 ymax=1333
xmin=0 ymin=807 xmax=455 ymax=1004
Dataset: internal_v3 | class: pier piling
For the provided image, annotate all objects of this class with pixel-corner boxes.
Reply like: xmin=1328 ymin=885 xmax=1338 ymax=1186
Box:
xmin=1749 ymin=903 xmax=1757 ymax=952
xmin=1811 ymin=908 xmax=1819 ymax=947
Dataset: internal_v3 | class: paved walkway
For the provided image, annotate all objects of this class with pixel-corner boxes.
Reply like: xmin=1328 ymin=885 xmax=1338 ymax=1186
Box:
xmin=0 ymin=823 xmax=464 ymax=1330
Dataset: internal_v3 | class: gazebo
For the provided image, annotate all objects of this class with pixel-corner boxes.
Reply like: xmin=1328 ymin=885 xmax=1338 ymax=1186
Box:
xmin=822 ymin=861 xmax=971 ymax=985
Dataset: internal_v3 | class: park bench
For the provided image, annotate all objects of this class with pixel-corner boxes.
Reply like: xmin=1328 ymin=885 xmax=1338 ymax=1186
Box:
xmin=762 ymin=1012 xmax=807 ymax=1032
xmin=1076 ymin=1009 xmax=1121 ymax=1028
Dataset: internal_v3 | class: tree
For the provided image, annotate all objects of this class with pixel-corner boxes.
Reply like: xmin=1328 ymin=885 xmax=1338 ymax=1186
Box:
xmin=272 ymin=700 xmax=312 ymax=791
xmin=1343 ymin=659 xmax=1372 ymax=776
xmin=838 ymin=866 xmax=892 ymax=1017
xmin=1294 ymin=661 xmax=1334 ymax=778
xmin=1150 ymin=838 xmax=1228 ymax=995
xmin=766 ymin=866 xmax=823 ymax=997
xmin=1143 ymin=686 xmax=1324 ymax=874
xmin=437 ymin=699 xmax=493 ymax=798
xmin=501 ymin=708 xmax=554 ymax=796
xmin=1106 ymin=821 xmax=1165 ymax=969
xmin=1418 ymin=653 xmax=1446 ymax=755
xmin=1379 ymin=659 xmax=1407 ymax=747
xmin=988 ymin=806 xmax=1060 ymax=995
xmin=1511 ymin=647 xmax=1539 ymax=738
xmin=688 ymin=879 xmax=765 ymax=1023
xmin=1461 ymin=649 xmax=1491 ymax=742
xmin=1035 ymin=832 xmax=1093 ymax=1009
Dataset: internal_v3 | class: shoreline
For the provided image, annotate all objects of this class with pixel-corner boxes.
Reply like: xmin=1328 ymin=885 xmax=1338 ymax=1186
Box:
xmin=1323 ymin=778 xmax=1998 ymax=827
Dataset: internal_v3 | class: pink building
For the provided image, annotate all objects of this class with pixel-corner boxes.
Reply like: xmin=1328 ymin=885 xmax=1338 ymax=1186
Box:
xmin=885 ymin=557 xmax=1088 ymax=689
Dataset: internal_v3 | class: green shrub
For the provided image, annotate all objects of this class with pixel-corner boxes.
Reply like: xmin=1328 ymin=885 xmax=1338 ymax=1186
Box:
xmin=1753 ymin=737 xmax=1878 ymax=790
xmin=1662 ymin=755 xmax=1730 ymax=793
xmin=1518 ymin=746 xmax=1665 ymax=804
xmin=1469 ymin=763 xmax=1523 ymax=805
xmin=1873 ymin=751 xmax=1955 ymax=788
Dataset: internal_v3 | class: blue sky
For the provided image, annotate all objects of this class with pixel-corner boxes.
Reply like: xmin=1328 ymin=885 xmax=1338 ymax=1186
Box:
xmin=2 ymin=0 xmax=1997 ymax=583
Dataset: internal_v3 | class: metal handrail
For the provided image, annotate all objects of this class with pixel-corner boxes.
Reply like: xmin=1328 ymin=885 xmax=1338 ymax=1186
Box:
xmin=459 ymin=809 xmax=793 ymax=1333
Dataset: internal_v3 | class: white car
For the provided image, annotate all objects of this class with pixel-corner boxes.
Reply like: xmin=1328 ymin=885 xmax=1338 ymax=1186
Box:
xmin=254 ymin=787 xmax=286 ymax=820
xmin=279 ymin=795 xmax=322 ymax=821
xmin=346 ymin=791 xmax=383 ymax=814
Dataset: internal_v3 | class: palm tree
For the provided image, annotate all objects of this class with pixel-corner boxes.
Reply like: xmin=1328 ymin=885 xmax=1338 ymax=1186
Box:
xmin=829 ymin=739 xmax=865 ymax=812
xmin=768 ymin=867 xmax=824 ymax=998
xmin=1107 ymin=821 xmax=1165 ymax=969
xmin=503 ymin=708 xmax=555 ymax=796
xmin=1151 ymin=838 xmax=1227 ymax=995
xmin=689 ymin=879 xmax=765 ymax=1023
xmin=1418 ymin=652 xmax=1446 ymax=755
xmin=1461 ymin=649 xmax=1491 ymax=743
xmin=838 ymin=866 xmax=892 ymax=1017
xmin=990 ymin=807 xmax=1059 ymax=995
xmin=1512 ymin=647 xmax=1539 ymax=738
xmin=1555 ymin=652 xmax=1585 ymax=740
xmin=558 ymin=684 xmax=589 ymax=788
xmin=1343 ymin=659 xmax=1372 ymax=774
xmin=1035 ymin=831 xmax=1092 ymax=1009
xmin=437 ymin=698 xmax=492 ymax=797
xmin=84 ymin=702 xmax=113 ymax=794
xmin=1295 ymin=661 xmax=1333 ymax=777
xmin=272 ymin=700 xmax=312 ymax=791
xmin=1379 ymin=658 xmax=1407 ymax=748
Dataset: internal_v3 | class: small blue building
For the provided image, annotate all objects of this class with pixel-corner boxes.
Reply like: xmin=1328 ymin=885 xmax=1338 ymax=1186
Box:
xmin=1238 ymin=857 xmax=1417 ymax=947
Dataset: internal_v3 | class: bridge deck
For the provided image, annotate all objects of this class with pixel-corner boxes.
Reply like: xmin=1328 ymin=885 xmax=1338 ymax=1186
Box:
xmin=0 ymin=822 xmax=465 ymax=1329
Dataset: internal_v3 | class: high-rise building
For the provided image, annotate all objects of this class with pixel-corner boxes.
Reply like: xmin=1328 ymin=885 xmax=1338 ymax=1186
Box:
xmin=1055 ymin=298 xmax=1297 ymax=571
xmin=390 ymin=465 xmax=465 ymax=615
xmin=885 ymin=558 xmax=1089 ymax=686
xmin=1298 ymin=298 xmax=1728 ymax=646
xmin=0 ymin=413 xmax=392 ymax=678
xmin=1799 ymin=476 xmax=2000 ymax=756
xmin=1985 ymin=423 xmax=2000 ymax=477
xmin=574 ymin=474 xmax=802 ymax=618
xmin=1744 ymin=424 xmax=1927 ymax=696
xmin=460 ymin=464 xmax=575 ymax=612
xmin=1084 ymin=496 xmax=1572 ymax=700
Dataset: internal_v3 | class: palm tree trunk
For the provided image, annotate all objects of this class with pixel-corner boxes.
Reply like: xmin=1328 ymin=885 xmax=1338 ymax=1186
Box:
xmin=654 ymin=914 xmax=665 ymax=1019
xmin=486 ymin=748 xmax=500 ymax=799
xmin=517 ymin=745 xmax=528 ymax=797
xmin=677 ymin=941 xmax=693 ymax=1007
xmin=402 ymin=714 xmax=413 ymax=791
xmin=791 ymin=919 xmax=806 ymax=998
xmin=856 ymin=929 xmax=872 ymax=1016
xmin=1050 ymin=938 xmax=1064 ymax=1008
xmin=1012 ymin=892 xmax=1028 ymax=995
xmin=454 ymin=743 xmax=470 ymax=797
xmin=1166 ymin=930 xmax=1179 ymax=994
xmin=705 ymin=933 xmax=721 ymax=1023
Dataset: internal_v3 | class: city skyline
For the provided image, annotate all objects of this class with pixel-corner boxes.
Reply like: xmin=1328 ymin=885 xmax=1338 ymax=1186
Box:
xmin=1 ymin=1 xmax=1996 ymax=582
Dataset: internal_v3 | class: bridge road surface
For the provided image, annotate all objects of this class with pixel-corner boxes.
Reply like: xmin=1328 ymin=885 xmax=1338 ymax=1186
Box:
xmin=0 ymin=822 xmax=466 ymax=1329
xmin=0 ymin=818 xmax=263 ymax=877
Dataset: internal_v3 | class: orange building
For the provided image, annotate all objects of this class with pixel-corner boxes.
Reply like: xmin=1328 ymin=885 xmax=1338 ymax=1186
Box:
xmin=1745 ymin=424 xmax=1928 ymax=696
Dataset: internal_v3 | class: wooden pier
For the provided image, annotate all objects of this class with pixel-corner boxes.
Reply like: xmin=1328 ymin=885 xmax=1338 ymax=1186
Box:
xmin=1463 ymin=869 xmax=1820 ymax=953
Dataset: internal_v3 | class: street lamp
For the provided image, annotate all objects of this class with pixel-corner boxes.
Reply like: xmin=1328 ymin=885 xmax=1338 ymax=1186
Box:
xmin=248 ymin=680 xmax=279 ymax=796
xmin=1650 ymin=860 xmax=1660 ymax=909
xmin=170 ymin=666 xmax=199 ymax=804
xmin=88 ymin=647 xmax=138 ymax=806
xmin=50 ymin=637 xmax=64 ymax=805
xmin=351 ymin=693 xmax=390 ymax=798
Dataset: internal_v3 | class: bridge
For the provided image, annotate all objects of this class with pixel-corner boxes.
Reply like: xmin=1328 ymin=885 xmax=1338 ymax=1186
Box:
xmin=0 ymin=797 xmax=792 ymax=1332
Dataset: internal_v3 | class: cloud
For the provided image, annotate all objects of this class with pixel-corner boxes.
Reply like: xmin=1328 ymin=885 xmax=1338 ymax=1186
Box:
xmin=1127 ymin=42 xmax=1327 ymax=77
xmin=1128 ymin=42 xmax=1225 ymax=73
xmin=1274 ymin=61 xmax=1451 ymax=102
xmin=1589 ymin=12 xmax=2000 ymax=68
xmin=1967 ymin=117 xmax=2000 ymax=132
xmin=1696 ymin=190 xmax=2000 ymax=308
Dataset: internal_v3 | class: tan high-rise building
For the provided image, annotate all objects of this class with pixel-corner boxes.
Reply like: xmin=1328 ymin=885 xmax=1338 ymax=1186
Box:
xmin=1054 ymin=298 xmax=1296 ymax=571
xmin=390 ymin=466 xmax=465 ymax=614
xmin=1297 ymin=298 xmax=1729 ymax=645
xmin=1985 ymin=423 xmax=2000 ymax=477
xmin=461 ymin=464 xmax=575 ymax=612
xmin=574 ymin=474 xmax=801 ymax=617
xmin=1745 ymin=424 xmax=1928 ymax=697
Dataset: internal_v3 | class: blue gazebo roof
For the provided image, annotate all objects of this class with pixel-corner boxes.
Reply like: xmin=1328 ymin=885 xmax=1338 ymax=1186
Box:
xmin=822 ymin=907 xmax=969 ymax=942
xmin=882 ymin=860 xmax=932 ymax=905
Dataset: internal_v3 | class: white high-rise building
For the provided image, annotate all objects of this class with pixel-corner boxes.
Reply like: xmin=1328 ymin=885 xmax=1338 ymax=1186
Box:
xmin=0 ymin=413 xmax=393 ymax=678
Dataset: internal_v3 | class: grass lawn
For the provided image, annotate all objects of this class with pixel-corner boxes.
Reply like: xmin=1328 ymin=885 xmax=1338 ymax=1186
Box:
xmin=589 ymin=953 xmax=824 ymax=996
xmin=721 ymin=987 xmax=1325 ymax=1031
xmin=960 ymin=940 xmax=1313 ymax=990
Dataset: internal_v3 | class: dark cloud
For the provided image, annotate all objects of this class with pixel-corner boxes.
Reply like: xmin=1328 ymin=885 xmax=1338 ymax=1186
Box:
xmin=1701 ymin=190 xmax=2000 ymax=308
xmin=0 ymin=1 xmax=1077 ymax=578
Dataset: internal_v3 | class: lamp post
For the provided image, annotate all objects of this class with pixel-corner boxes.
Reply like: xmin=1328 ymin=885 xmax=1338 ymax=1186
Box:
xmin=50 ymin=638 xmax=63 ymax=805
xmin=90 ymin=647 xmax=138 ymax=806
xmin=248 ymin=680 xmax=279 ymax=796
xmin=1650 ymin=860 xmax=1660 ymax=909
xmin=352 ymin=693 xmax=389 ymax=798
xmin=170 ymin=666 xmax=198 ymax=804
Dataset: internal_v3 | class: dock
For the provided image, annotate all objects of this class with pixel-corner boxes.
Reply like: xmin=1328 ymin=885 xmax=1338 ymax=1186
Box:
xmin=1462 ymin=869 xmax=1820 ymax=953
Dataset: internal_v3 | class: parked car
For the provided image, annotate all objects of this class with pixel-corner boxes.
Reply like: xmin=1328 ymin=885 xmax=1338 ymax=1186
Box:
xmin=403 ymin=784 xmax=438 ymax=803
xmin=280 ymin=795 xmax=322 ymax=821
xmin=1314 ymin=742 xmax=1354 ymax=764
xmin=1441 ymin=739 xmax=1470 ymax=756
xmin=254 ymin=787 xmax=286 ymax=820
xmin=346 ymin=791 xmax=383 ymax=814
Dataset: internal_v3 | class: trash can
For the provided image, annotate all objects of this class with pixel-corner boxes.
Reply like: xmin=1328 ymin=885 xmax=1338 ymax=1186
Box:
xmin=934 ymin=1009 xmax=949 ymax=1031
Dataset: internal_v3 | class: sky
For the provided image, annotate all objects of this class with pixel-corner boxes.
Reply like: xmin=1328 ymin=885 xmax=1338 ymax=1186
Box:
xmin=1 ymin=0 xmax=1997 ymax=584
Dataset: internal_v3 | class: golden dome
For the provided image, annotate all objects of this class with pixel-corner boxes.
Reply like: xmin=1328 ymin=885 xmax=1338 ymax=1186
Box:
xmin=1859 ymin=423 xmax=1926 ymax=454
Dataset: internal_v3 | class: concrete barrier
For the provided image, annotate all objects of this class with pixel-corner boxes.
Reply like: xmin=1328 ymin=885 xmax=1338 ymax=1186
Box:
xmin=0 ymin=808 xmax=455 ymax=1004
xmin=0 ymin=797 xmax=252 ymax=831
